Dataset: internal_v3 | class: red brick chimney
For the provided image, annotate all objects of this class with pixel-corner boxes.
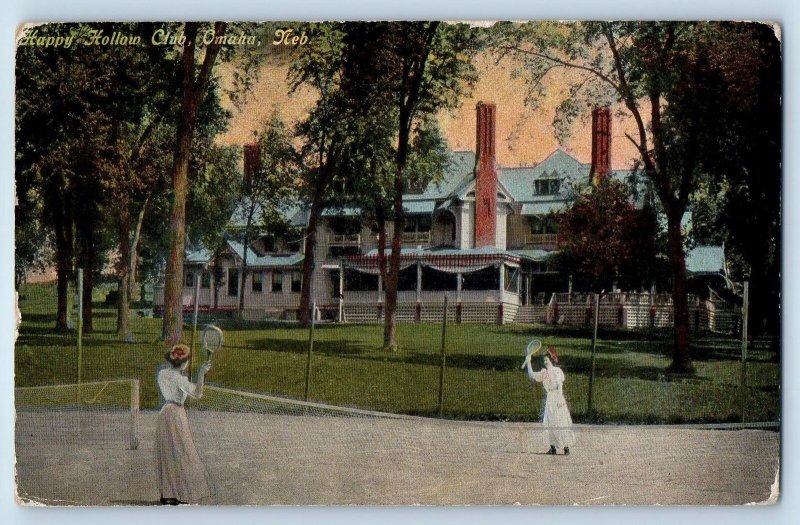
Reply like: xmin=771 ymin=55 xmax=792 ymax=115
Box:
xmin=474 ymin=102 xmax=497 ymax=248
xmin=590 ymin=107 xmax=611 ymax=184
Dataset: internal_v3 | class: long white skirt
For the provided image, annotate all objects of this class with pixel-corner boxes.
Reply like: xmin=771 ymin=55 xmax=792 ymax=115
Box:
xmin=541 ymin=392 xmax=576 ymax=449
xmin=155 ymin=403 xmax=212 ymax=503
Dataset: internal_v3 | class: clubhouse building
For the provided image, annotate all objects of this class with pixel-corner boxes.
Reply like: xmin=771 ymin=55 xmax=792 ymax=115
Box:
xmin=153 ymin=103 xmax=729 ymax=326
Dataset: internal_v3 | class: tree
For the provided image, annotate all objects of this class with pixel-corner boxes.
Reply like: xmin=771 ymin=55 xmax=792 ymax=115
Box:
xmin=162 ymin=22 xmax=228 ymax=345
xmin=494 ymin=21 xmax=777 ymax=371
xmin=290 ymin=23 xmax=349 ymax=326
xmin=16 ymin=23 xmax=164 ymax=333
xmin=337 ymin=22 xmax=478 ymax=350
xmin=682 ymin=23 xmax=781 ymax=337
xmin=555 ymin=178 xmax=663 ymax=292
xmin=15 ymin=168 xmax=53 ymax=290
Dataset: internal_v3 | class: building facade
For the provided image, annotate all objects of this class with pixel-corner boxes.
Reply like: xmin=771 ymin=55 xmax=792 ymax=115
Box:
xmin=153 ymin=103 xmax=729 ymax=325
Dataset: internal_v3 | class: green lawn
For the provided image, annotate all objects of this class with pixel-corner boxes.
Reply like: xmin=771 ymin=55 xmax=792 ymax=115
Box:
xmin=15 ymin=282 xmax=780 ymax=423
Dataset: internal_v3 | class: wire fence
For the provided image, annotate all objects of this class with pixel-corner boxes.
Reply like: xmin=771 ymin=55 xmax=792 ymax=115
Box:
xmin=15 ymin=279 xmax=780 ymax=426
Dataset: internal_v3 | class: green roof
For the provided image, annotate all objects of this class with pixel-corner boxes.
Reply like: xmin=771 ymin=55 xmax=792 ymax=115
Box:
xmin=227 ymin=240 xmax=304 ymax=268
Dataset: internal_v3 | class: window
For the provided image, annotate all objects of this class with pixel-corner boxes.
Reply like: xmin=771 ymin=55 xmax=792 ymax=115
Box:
xmin=291 ymin=271 xmax=302 ymax=292
xmin=201 ymin=271 xmax=211 ymax=288
xmin=286 ymin=238 xmax=302 ymax=253
xmin=504 ymin=266 xmax=520 ymax=292
xmin=252 ymin=271 xmax=263 ymax=292
xmin=534 ymin=178 xmax=561 ymax=195
xmin=462 ymin=266 xmax=500 ymax=291
xmin=227 ymin=269 xmax=239 ymax=296
xmin=529 ymin=216 xmax=559 ymax=234
xmin=404 ymin=215 xmax=433 ymax=233
xmin=184 ymin=271 xmax=195 ymax=288
xmin=271 ymin=271 xmax=283 ymax=293
xmin=421 ymin=267 xmax=457 ymax=291
xmin=343 ymin=268 xmax=379 ymax=292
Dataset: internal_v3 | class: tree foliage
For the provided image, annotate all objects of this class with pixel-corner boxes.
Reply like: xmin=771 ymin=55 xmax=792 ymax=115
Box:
xmin=555 ymin=179 xmax=663 ymax=292
xmin=493 ymin=21 xmax=780 ymax=370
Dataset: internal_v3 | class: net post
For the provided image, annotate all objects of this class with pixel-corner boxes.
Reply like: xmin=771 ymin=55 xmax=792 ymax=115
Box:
xmin=587 ymin=292 xmax=599 ymax=417
xmin=76 ymin=269 xmax=84 ymax=403
xmin=438 ymin=295 xmax=448 ymax=417
xmin=129 ymin=379 xmax=140 ymax=450
xmin=740 ymin=281 xmax=749 ymax=423
xmin=305 ymin=300 xmax=316 ymax=402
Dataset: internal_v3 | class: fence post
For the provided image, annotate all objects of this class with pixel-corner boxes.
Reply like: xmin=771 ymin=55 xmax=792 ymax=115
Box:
xmin=587 ymin=292 xmax=600 ymax=417
xmin=76 ymin=268 xmax=83 ymax=402
xmin=304 ymin=300 xmax=316 ymax=402
xmin=438 ymin=296 xmax=448 ymax=417
xmin=740 ymin=281 xmax=749 ymax=422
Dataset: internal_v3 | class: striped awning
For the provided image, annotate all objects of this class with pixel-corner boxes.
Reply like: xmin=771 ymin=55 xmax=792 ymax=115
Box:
xmin=344 ymin=248 xmax=520 ymax=274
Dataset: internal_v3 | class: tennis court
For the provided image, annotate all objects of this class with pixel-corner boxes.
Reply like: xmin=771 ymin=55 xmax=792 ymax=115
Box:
xmin=15 ymin=397 xmax=780 ymax=506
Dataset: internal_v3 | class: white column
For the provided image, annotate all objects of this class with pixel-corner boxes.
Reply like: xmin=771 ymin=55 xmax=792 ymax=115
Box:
xmin=498 ymin=263 xmax=505 ymax=302
xmin=210 ymin=271 xmax=215 ymax=309
xmin=338 ymin=262 xmax=344 ymax=323
xmin=456 ymin=272 xmax=462 ymax=303
xmin=416 ymin=262 xmax=422 ymax=303
xmin=377 ymin=274 xmax=383 ymax=304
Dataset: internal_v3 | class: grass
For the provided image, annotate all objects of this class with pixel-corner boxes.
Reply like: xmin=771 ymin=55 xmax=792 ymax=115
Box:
xmin=15 ymin=282 xmax=780 ymax=424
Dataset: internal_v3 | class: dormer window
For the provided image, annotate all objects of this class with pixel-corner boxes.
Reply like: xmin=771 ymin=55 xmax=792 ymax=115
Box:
xmin=534 ymin=178 xmax=561 ymax=195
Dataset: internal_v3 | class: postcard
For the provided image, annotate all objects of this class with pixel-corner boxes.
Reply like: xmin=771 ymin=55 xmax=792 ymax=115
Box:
xmin=14 ymin=20 xmax=781 ymax=506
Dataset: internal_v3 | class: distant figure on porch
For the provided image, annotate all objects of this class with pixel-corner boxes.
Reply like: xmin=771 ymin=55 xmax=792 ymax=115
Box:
xmin=523 ymin=346 xmax=575 ymax=455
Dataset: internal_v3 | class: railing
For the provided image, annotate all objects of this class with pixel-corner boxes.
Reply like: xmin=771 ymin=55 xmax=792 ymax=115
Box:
xmin=401 ymin=231 xmax=431 ymax=245
xmin=328 ymin=233 xmax=361 ymax=246
xmin=525 ymin=233 xmax=558 ymax=247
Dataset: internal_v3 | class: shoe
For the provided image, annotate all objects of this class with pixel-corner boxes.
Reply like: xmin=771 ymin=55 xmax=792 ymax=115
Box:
xmin=547 ymin=446 xmax=557 ymax=455
xmin=564 ymin=447 xmax=570 ymax=455
xmin=160 ymin=497 xmax=180 ymax=506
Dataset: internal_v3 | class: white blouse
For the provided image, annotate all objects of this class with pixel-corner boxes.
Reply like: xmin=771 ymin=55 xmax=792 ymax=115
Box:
xmin=527 ymin=364 xmax=566 ymax=393
xmin=158 ymin=366 xmax=201 ymax=406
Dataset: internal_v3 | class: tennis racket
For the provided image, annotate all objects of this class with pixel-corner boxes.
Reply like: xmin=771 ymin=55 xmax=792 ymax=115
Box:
xmin=521 ymin=338 xmax=542 ymax=369
xmin=201 ymin=324 xmax=224 ymax=359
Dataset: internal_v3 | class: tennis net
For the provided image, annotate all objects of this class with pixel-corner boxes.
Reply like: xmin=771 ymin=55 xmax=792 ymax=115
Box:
xmin=15 ymin=379 xmax=140 ymax=451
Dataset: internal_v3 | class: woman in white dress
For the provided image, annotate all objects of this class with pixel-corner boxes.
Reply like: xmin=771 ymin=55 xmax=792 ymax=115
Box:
xmin=156 ymin=344 xmax=213 ymax=504
xmin=524 ymin=346 xmax=575 ymax=455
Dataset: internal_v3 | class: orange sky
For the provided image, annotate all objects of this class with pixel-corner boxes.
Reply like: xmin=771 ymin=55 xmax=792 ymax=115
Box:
xmin=218 ymin=54 xmax=641 ymax=170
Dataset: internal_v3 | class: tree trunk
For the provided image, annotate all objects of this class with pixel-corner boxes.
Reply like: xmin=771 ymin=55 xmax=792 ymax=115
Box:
xmin=162 ymin=119 xmax=195 ymax=344
xmin=53 ymin=209 xmax=71 ymax=332
xmin=299 ymin=200 xmax=323 ymax=326
xmin=384 ymin=158 xmax=406 ymax=351
xmin=238 ymin=205 xmax=254 ymax=314
xmin=376 ymin=213 xmax=388 ymax=297
xmin=666 ymin=212 xmax=692 ymax=372
xmin=129 ymin=192 xmax=151 ymax=304
xmin=163 ymin=23 xmax=209 ymax=345
xmin=116 ymin=201 xmax=131 ymax=341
